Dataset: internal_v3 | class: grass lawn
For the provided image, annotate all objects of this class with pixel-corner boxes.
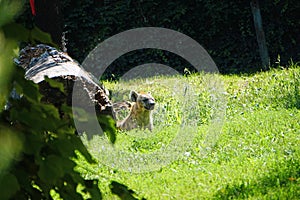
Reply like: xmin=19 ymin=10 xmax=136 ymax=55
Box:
xmin=75 ymin=64 xmax=300 ymax=199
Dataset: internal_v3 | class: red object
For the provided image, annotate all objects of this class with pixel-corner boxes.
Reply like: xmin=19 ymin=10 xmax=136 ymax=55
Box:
xmin=30 ymin=0 xmax=36 ymax=15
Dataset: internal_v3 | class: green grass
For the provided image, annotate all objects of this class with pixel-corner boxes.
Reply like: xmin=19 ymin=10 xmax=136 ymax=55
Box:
xmin=75 ymin=65 xmax=300 ymax=199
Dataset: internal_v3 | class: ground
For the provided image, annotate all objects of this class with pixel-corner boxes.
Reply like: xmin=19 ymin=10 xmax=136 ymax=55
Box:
xmin=76 ymin=64 xmax=300 ymax=199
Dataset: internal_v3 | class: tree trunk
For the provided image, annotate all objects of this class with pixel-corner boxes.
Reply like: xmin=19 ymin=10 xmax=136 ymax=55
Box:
xmin=15 ymin=44 xmax=115 ymax=121
xmin=251 ymin=0 xmax=269 ymax=69
xmin=35 ymin=0 xmax=63 ymax=48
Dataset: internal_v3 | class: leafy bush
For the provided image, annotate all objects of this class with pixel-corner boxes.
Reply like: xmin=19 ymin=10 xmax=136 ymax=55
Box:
xmin=29 ymin=0 xmax=299 ymax=75
xmin=0 ymin=2 xmax=128 ymax=199
xmin=0 ymin=60 xmax=106 ymax=199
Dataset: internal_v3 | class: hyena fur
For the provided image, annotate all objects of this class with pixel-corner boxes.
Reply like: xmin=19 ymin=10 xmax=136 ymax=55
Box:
xmin=117 ymin=91 xmax=155 ymax=131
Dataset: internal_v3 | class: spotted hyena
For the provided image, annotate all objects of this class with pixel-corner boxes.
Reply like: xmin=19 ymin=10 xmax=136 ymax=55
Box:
xmin=116 ymin=91 xmax=155 ymax=131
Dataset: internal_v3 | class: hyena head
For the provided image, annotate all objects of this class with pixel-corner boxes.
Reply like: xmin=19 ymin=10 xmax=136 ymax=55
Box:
xmin=116 ymin=90 xmax=155 ymax=131
xmin=130 ymin=91 xmax=155 ymax=111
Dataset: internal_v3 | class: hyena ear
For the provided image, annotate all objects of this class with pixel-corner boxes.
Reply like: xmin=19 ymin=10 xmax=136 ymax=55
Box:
xmin=130 ymin=90 xmax=138 ymax=102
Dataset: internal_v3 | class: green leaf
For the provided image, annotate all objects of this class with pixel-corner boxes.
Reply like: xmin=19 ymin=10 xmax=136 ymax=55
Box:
xmin=10 ymin=103 xmax=62 ymax=132
xmin=84 ymin=180 xmax=102 ymax=200
xmin=110 ymin=181 xmax=140 ymax=200
xmin=0 ymin=1 xmax=23 ymax=27
xmin=3 ymin=23 xmax=56 ymax=46
xmin=14 ymin=68 xmax=42 ymax=103
xmin=2 ymin=22 xmax=30 ymax=41
xmin=0 ymin=34 xmax=18 ymax=111
xmin=52 ymin=136 xmax=79 ymax=159
xmin=44 ymin=76 xmax=66 ymax=94
xmin=72 ymin=109 xmax=116 ymax=143
xmin=71 ymin=138 xmax=96 ymax=164
xmin=58 ymin=176 xmax=84 ymax=200
xmin=97 ymin=115 xmax=117 ymax=143
xmin=72 ymin=107 xmax=89 ymax=122
xmin=0 ymin=126 xmax=23 ymax=172
xmin=51 ymin=134 xmax=96 ymax=166
xmin=30 ymin=26 xmax=56 ymax=46
xmin=37 ymin=155 xmax=66 ymax=184
xmin=0 ymin=173 xmax=20 ymax=200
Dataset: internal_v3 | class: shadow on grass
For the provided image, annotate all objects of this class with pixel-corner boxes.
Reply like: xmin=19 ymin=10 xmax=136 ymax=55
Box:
xmin=213 ymin=158 xmax=300 ymax=199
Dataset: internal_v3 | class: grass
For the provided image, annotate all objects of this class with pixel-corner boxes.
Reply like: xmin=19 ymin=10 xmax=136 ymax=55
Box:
xmin=75 ymin=64 xmax=300 ymax=199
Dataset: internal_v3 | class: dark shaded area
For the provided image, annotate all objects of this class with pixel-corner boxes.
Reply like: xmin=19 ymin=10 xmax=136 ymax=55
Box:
xmin=34 ymin=0 xmax=63 ymax=47
xmin=101 ymin=49 xmax=197 ymax=80
xmin=18 ymin=0 xmax=299 ymax=76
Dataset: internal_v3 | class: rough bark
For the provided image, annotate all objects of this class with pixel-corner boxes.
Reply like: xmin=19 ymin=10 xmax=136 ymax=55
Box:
xmin=15 ymin=44 xmax=115 ymax=119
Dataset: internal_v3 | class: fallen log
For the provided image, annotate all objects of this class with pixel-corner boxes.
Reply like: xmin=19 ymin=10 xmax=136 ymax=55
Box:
xmin=14 ymin=44 xmax=115 ymax=125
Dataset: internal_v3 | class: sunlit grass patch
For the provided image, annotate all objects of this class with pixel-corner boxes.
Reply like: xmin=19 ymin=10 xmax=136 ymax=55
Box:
xmin=75 ymin=66 xmax=300 ymax=199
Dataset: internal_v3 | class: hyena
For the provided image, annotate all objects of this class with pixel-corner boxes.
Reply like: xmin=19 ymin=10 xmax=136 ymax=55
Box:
xmin=116 ymin=91 xmax=155 ymax=131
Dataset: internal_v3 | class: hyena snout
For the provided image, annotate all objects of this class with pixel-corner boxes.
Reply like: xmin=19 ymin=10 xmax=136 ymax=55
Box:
xmin=144 ymin=99 xmax=155 ymax=110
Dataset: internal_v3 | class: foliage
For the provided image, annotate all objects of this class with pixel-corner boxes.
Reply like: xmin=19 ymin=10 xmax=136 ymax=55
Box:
xmin=0 ymin=67 xmax=103 ymax=199
xmin=0 ymin=2 xmax=121 ymax=199
xmin=110 ymin=181 xmax=145 ymax=200
xmin=76 ymin=64 xmax=300 ymax=199
xmin=18 ymin=0 xmax=298 ymax=75
xmin=0 ymin=0 xmax=23 ymax=112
